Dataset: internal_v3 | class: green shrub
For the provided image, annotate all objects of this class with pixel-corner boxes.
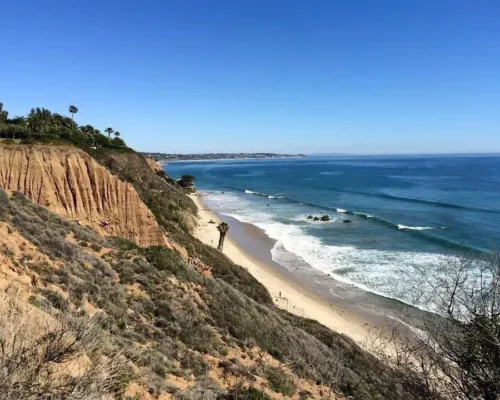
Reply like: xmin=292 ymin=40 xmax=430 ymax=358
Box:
xmin=28 ymin=295 xmax=46 ymax=310
xmin=225 ymin=386 xmax=272 ymax=400
xmin=40 ymin=289 xmax=69 ymax=310
xmin=174 ymin=234 xmax=272 ymax=305
xmin=264 ymin=366 xmax=295 ymax=397
xmin=109 ymin=236 xmax=138 ymax=251
xmin=140 ymin=245 xmax=198 ymax=282
xmin=137 ymin=349 xmax=170 ymax=378
xmin=0 ymin=189 xmax=9 ymax=220
xmin=180 ymin=351 xmax=208 ymax=377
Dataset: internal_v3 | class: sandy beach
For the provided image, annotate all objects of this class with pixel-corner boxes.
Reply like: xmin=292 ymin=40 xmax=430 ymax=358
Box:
xmin=189 ymin=193 xmax=383 ymax=345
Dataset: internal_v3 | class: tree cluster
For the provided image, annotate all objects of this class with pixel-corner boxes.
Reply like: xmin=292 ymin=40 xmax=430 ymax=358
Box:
xmin=0 ymin=102 xmax=126 ymax=149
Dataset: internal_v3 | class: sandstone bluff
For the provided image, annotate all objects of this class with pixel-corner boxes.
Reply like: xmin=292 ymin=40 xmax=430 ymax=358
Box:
xmin=0 ymin=144 xmax=166 ymax=247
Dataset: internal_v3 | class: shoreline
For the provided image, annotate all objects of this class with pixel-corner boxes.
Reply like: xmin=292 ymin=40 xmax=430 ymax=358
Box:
xmin=189 ymin=193 xmax=390 ymax=345
xmin=162 ymin=156 xmax=306 ymax=164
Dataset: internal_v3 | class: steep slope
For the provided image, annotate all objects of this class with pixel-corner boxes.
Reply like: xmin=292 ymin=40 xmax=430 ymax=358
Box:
xmin=0 ymin=144 xmax=165 ymax=247
xmin=0 ymin=189 xmax=370 ymax=399
xmin=90 ymin=148 xmax=274 ymax=305
xmin=0 ymin=145 xmax=416 ymax=399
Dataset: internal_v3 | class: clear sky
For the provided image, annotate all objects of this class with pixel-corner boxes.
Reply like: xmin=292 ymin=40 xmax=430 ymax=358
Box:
xmin=1 ymin=0 xmax=499 ymax=154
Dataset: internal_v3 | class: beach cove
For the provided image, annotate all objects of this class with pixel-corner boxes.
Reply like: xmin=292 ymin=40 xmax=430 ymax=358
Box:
xmin=189 ymin=193 xmax=392 ymax=345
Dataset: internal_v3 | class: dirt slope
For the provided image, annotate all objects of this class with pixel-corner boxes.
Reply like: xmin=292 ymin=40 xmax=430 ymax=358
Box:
xmin=0 ymin=144 xmax=166 ymax=247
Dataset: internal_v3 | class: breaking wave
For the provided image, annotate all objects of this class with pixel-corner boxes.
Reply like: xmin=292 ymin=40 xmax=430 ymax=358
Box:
xmin=204 ymin=191 xmax=458 ymax=306
xmin=244 ymin=189 xmax=283 ymax=199
xmin=239 ymin=186 xmax=500 ymax=215
xmin=227 ymin=187 xmax=482 ymax=253
xmin=397 ymin=225 xmax=435 ymax=231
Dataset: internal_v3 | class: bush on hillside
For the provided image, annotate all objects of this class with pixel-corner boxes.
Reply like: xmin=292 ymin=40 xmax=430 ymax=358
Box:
xmin=264 ymin=366 xmax=295 ymax=397
xmin=224 ymin=386 xmax=272 ymax=400
xmin=0 ymin=296 xmax=128 ymax=399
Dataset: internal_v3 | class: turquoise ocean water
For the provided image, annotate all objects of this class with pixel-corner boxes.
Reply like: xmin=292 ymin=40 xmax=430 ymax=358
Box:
xmin=166 ymin=155 xmax=500 ymax=305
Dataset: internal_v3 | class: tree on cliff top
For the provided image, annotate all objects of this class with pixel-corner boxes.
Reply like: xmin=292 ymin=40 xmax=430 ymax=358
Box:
xmin=0 ymin=103 xmax=8 ymax=123
xmin=68 ymin=105 xmax=78 ymax=120
xmin=105 ymin=127 xmax=114 ymax=139
xmin=0 ymin=101 xmax=128 ymax=149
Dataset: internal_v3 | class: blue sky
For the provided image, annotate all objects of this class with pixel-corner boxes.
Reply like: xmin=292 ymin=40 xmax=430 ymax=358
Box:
xmin=1 ymin=0 xmax=499 ymax=154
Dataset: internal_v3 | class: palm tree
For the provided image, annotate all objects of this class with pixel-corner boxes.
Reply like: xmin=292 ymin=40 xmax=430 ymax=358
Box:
xmin=69 ymin=105 xmax=78 ymax=120
xmin=0 ymin=102 xmax=8 ymax=123
xmin=216 ymin=222 xmax=229 ymax=251
xmin=104 ymin=127 xmax=114 ymax=139
xmin=114 ymin=131 xmax=120 ymax=138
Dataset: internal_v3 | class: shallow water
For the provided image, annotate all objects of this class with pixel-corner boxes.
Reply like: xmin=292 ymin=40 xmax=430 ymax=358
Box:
xmin=166 ymin=155 xmax=500 ymax=305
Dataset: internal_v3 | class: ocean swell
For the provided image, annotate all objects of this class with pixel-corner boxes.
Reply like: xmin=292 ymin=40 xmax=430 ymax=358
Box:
xmin=204 ymin=190 xmax=480 ymax=307
xmin=227 ymin=186 xmax=483 ymax=252
xmin=244 ymin=189 xmax=283 ymax=199
xmin=235 ymin=185 xmax=500 ymax=215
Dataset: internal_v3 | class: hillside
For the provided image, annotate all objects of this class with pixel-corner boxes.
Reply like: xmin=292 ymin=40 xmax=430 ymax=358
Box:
xmin=0 ymin=144 xmax=410 ymax=399
xmin=0 ymin=144 xmax=165 ymax=247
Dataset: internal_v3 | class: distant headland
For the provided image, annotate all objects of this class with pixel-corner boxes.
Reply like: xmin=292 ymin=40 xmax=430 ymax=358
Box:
xmin=141 ymin=152 xmax=307 ymax=163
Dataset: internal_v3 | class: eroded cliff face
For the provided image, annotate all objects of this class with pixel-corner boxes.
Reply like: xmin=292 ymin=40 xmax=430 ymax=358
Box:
xmin=0 ymin=144 xmax=166 ymax=247
xmin=144 ymin=156 xmax=163 ymax=173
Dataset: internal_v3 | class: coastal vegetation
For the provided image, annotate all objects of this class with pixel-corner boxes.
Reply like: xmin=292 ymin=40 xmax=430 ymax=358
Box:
xmin=0 ymin=102 xmax=127 ymax=149
xmin=0 ymin=187 xmax=400 ymax=399
xmin=217 ymin=222 xmax=230 ymax=251
xmin=373 ymin=251 xmax=500 ymax=400
xmin=0 ymin=112 xmax=498 ymax=399
xmin=178 ymin=174 xmax=196 ymax=188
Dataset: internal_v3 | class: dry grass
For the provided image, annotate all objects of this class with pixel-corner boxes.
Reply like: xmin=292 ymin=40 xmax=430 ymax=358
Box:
xmin=0 ymin=294 xmax=128 ymax=400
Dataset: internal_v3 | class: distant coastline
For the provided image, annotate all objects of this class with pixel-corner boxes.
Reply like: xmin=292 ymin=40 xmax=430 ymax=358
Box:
xmin=141 ymin=152 xmax=306 ymax=163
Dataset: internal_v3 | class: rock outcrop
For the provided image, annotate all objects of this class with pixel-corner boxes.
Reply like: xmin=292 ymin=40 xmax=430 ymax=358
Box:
xmin=0 ymin=145 xmax=166 ymax=247
xmin=144 ymin=157 xmax=163 ymax=173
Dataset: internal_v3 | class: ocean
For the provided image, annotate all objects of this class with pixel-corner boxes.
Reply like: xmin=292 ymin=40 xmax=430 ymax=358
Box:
xmin=165 ymin=155 xmax=500 ymax=307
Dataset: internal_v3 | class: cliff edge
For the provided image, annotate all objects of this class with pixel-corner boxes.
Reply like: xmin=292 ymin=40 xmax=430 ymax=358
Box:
xmin=0 ymin=144 xmax=166 ymax=247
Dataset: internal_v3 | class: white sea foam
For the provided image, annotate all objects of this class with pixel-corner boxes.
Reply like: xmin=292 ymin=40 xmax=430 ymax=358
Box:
xmin=244 ymin=189 xmax=255 ymax=194
xmin=319 ymin=171 xmax=344 ymax=176
xmin=397 ymin=224 xmax=434 ymax=231
xmin=336 ymin=208 xmax=347 ymax=213
xmin=353 ymin=211 xmax=373 ymax=218
xmin=205 ymin=191 xmax=453 ymax=306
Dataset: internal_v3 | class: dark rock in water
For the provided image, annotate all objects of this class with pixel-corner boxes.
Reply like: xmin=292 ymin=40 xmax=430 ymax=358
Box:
xmin=313 ymin=216 xmax=320 ymax=221
xmin=343 ymin=219 xmax=352 ymax=223
xmin=307 ymin=215 xmax=313 ymax=220
xmin=321 ymin=215 xmax=330 ymax=221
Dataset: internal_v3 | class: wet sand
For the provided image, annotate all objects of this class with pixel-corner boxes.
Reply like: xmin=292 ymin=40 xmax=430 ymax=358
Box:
xmin=189 ymin=193 xmax=407 ymax=346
